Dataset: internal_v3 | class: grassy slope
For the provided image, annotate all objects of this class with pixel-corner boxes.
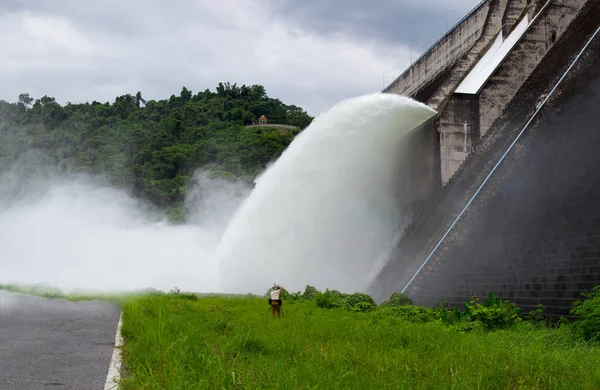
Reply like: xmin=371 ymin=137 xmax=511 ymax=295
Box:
xmin=119 ymin=294 xmax=600 ymax=389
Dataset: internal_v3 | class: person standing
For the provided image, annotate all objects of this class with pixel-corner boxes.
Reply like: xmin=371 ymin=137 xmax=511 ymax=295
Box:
xmin=269 ymin=284 xmax=285 ymax=318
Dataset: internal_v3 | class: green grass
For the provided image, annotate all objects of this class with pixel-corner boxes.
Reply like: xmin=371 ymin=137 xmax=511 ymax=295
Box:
xmin=119 ymin=293 xmax=600 ymax=389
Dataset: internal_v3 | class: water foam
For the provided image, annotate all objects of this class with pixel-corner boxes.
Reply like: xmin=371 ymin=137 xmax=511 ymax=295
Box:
xmin=216 ymin=93 xmax=436 ymax=294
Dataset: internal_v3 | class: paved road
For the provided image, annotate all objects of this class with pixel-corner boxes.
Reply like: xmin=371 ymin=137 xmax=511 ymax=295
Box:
xmin=0 ymin=291 xmax=121 ymax=390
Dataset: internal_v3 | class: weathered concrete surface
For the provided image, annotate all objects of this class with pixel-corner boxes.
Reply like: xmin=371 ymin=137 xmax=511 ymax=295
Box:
xmin=427 ymin=0 xmax=513 ymax=112
xmin=502 ymin=0 xmax=528 ymax=38
xmin=384 ymin=0 xmax=594 ymax=186
xmin=0 ymin=291 xmax=121 ymax=390
xmin=438 ymin=94 xmax=481 ymax=186
xmin=435 ymin=0 xmax=593 ymax=185
xmin=478 ymin=0 xmax=592 ymax=137
xmin=384 ymin=0 xmax=492 ymax=98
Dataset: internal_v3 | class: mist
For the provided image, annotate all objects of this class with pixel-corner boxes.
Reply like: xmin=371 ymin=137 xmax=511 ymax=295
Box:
xmin=1 ymin=93 xmax=436 ymax=297
xmin=0 ymin=168 xmax=252 ymax=294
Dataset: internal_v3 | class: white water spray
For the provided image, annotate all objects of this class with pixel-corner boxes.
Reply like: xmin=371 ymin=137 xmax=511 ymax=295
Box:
xmin=216 ymin=93 xmax=436 ymax=294
xmin=0 ymin=93 xmax=435 ymax=296
xmin=0 ymin=170 xmax=251 ymax=294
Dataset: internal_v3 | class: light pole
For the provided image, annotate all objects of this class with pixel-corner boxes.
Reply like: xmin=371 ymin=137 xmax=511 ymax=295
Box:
xmin=382 ymin=70 xmax=392 ymax=91
xmin=446 ymin=9 xmax=456 ymax=32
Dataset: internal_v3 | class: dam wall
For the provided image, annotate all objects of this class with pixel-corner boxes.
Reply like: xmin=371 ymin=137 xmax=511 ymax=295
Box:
xmin=406 ymin=30 xmax=600 ymax=316
xmin=385 ymin=0 xmax=594 ymax=185
xmin=384 ymin=0 xmax=492 ymax=99
xmin=372 ymin=0 xmax=600 ymax=316
xmin=437 ymin=0 xmax=593 ymax=185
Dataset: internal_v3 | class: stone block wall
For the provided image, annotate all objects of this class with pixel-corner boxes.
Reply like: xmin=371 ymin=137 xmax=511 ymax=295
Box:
xmin=405 ymin=31 xmax=600 ymax=317
xmin=370 ymin=8 xmax=600 ymax=318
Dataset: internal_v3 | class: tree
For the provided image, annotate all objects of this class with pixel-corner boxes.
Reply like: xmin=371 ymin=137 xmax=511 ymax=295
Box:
xmin=18 ymin=93 xmax=34 ymax=107
xmin=135 ymin=91 xmax=146 ymax=108
xmin=0 ymin=82 xmax=314 ymax=221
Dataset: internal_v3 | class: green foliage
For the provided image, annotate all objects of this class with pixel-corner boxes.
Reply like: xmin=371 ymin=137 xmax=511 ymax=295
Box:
xmin=525 ymin=303 xmax=547 ymax=326
xmin=315 ymin=289 xmax=376 ymax=312
xmin=315 ymin=289 xmax=347 ymax=309
xmin=346 ymin=292 xmax=377 ymax=312
xmin=381 ymin=292 xmax=414 ymax=307
xmin=439 ymin=293 xmax=522 ymax=331
xmin=118 ymin=291 xmax=600 ymax=389
xmin=0 ymin=83 xmax=313 ymax=221
xmin=168 ymin=287 xmax=198 ymax=301
xmin=286 ymin=291 xmax=304 ymax=301
xmin=378 ymin=305 xmax=440 ymax=323
xmin=570 ymin=285 xmax=600 ymax=342
xmin=302 ymin=284 xmax=318 ymax=300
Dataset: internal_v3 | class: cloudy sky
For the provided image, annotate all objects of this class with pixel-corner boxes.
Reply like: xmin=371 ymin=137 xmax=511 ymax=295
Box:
xmin=0 ymin=0 xmax=480 ymax=116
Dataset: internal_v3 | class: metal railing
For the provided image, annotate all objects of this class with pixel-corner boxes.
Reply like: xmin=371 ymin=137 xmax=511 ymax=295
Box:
xmin=383 ymin=0 xmax=491 ymax=93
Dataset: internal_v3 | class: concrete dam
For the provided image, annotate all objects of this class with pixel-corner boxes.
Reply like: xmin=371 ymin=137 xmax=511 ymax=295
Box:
xmin=369 ymin=0 xmax=600 ymax=317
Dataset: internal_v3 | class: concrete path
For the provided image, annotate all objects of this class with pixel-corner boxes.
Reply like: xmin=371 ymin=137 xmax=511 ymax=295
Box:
xmin=0 ymin=290 xmax=121 ymax=390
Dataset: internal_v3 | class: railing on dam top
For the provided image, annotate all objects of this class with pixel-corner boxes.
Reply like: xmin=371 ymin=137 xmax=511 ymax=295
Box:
xmin=384 ymin=0 xmax=491 ymax=93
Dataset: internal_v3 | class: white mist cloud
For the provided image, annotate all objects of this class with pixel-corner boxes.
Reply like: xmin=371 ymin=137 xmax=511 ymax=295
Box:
xmin=0 ymin=290 xmax=19 ymax=314
xmin=0 ymin=94 xmax=436 ymax=297
xmin=0 ymin=170 xmax=251 ymax=294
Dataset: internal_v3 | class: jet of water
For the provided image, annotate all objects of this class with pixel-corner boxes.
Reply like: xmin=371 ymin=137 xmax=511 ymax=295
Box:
xmin=0 ymin=93 xmax=435 ymax=297
xmin=216 ymin=93 xmax=436 ymax=294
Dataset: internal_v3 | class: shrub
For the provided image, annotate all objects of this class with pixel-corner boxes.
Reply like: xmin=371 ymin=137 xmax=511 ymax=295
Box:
xmin=465 ymin=293 xmax=522 ymax=330
xmin=378 ymin=305 xmax=439 ymax=323
xmin=315 ymin=290 xmax=377 ymax=312
xmin=168 ymin=287 xmax=197 ymax=300
xmin=352 ymin=301 xmax=377 ymax=312
xmin=315 ymin=289 xmax=348 ymax=309
xmin=287 ymin=291 xmax=304 ymax=301
xmin=279 ymin=289 xmax=290 ymax=299
xmin=346 ymin=292 xmax=375 ymax=307
xmin=381 ymin=292 xmax=414 ymax=307
xmin=570 ymin=285 xmax=600 ymax=342
xmin=439 ymin=293 xmax=522 ymax=331
xmin=525 ymin=304 xmax=546 ymax=326
xmin=302 ymin=285 xmax=319 ymax=300
xmin=346 ymin=293 xmax=377 ymax=312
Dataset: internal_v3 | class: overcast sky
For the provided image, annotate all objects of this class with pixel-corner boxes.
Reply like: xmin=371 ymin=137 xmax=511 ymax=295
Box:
xmin=0 ymin=0 xmax=481 ymax=116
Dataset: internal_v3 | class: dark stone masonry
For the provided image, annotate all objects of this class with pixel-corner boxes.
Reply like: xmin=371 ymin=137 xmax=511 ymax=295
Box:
xmin=371 ymin=8 xmax=600 ymax=317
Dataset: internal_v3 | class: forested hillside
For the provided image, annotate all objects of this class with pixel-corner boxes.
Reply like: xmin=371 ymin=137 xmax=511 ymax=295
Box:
xmin=0 ymin=82 xmax=313 ymax=220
